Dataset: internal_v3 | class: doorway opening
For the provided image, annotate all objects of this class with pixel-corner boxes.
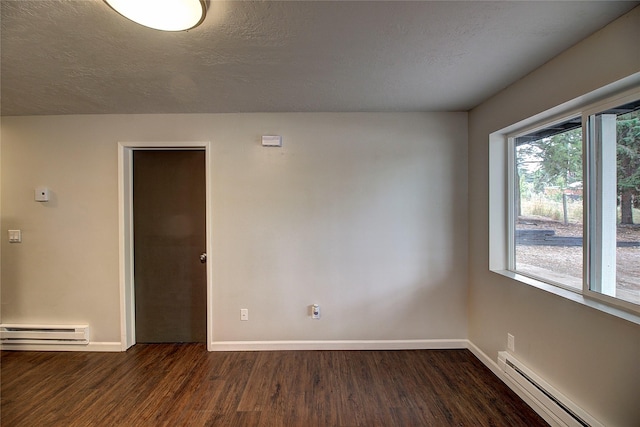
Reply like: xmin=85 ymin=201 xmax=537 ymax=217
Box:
xmin=118 ymin=142 xmax=212 ymax=350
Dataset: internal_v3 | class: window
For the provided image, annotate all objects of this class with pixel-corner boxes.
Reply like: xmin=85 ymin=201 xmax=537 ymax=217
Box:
xmin=586 ymin=99 xmax=640 ymax=306
xmin=506 ymin=90 xmax=640 ymax=312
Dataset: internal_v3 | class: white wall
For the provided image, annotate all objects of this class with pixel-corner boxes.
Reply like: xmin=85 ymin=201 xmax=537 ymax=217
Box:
xmin=468 ymin=7 xmax=640 ymax=427
xmin=1 ymin=112 xmax=468 ymax=346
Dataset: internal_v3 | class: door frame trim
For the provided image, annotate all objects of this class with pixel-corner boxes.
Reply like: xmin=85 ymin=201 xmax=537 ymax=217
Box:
xmin=118 ymin=141 xmax=213 ymax=350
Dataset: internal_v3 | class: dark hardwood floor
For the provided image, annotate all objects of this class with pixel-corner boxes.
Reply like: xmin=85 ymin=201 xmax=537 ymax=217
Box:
xmin=1 ymin=345 xmax=548 ymax=426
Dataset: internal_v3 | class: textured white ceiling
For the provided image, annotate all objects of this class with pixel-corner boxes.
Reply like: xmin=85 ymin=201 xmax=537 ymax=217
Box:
xmin=1 ymin=1 xmax=638 ymax=116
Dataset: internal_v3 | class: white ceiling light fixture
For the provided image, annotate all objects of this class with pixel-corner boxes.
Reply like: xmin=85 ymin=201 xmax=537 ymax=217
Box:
xmin=104 ymin=0 xmax=207 ymax=32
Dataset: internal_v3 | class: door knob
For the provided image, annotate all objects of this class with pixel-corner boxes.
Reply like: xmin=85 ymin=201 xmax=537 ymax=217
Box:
xmin=199 ymin=252 xmax=207 ymax=263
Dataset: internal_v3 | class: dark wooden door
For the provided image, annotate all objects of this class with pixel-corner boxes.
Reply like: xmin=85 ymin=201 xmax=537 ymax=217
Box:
xmin=133 ymin=150 xmax=206 ymax=343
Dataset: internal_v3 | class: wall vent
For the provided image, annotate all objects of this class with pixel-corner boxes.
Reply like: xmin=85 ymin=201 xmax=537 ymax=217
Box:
xmin=498 ymin=352 xmax=602 ymax=427
xmin=0 ymin=324 xmax=89 ymax=345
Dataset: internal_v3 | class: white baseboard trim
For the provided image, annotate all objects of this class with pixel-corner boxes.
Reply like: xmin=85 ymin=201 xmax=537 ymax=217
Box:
xmin=0 ymin=339 xmax=468 ymax=352
xmin=208 ymin=339 xmax=468 ymax=351
xmin=467 ymin=341 xmax=564 ymax=427
xmin=0 ymin=342 xmax=123 ymax=352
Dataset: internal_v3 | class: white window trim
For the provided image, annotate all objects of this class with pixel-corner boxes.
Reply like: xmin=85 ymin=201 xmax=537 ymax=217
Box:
xmin=489 ymin=75 xmax=640 ymax=326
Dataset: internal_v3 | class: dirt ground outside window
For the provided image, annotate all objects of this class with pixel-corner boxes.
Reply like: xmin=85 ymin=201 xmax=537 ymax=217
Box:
xmin=516 ymin=216 xmax=640 ymax=305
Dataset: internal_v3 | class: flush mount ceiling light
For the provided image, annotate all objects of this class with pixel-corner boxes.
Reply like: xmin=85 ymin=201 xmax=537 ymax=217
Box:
xmin=104 ymin=0 xmax=207 ymax=32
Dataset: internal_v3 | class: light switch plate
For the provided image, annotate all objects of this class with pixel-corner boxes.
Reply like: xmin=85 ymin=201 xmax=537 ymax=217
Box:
xmin=8 ymin=230 xmax=22 ymax=243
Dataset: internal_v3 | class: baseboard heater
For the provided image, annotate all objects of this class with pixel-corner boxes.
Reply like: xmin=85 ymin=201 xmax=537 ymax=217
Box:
xmin=0 ymin=324 xmax=89 ymax=345
xmin=498 ymin=352 xmax=602 ymax=427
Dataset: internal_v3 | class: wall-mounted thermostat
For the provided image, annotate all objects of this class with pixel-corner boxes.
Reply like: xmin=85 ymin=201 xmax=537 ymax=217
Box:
xmin=262 ymin=135 xmax=282 ymax=147
xmin=35 ymin=187 xmax=50 ymax=202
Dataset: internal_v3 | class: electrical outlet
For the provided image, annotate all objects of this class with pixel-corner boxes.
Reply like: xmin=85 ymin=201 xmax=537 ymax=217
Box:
xmin=507 ymin=333 xmax=515 ymax=352
xmin=240 ymin=309 xmax=249 ymax=321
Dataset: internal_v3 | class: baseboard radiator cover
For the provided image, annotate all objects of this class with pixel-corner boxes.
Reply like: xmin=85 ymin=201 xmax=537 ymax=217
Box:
xmin=0 ymin=324 xmax=89 ymax=345
xmin=497 ymin=352 xmax=602 ymax=427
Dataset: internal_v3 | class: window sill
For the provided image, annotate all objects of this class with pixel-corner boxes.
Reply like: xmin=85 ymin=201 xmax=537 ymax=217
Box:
xmin=492 ymin=269 xmax=640 ymax=327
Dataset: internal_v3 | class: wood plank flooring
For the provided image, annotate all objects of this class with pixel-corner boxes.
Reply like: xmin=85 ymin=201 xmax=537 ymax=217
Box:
xmin=1 ymin=345 xmax=548 ymax=426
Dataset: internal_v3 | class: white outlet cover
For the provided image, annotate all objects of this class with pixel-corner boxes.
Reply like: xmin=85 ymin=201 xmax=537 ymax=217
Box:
xmin=507 ymin=333 xmax=515 ymax=351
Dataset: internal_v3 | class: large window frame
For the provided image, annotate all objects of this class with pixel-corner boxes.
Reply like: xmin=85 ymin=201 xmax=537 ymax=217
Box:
xmin=490 ymin=82 xmax=640 ymax=324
